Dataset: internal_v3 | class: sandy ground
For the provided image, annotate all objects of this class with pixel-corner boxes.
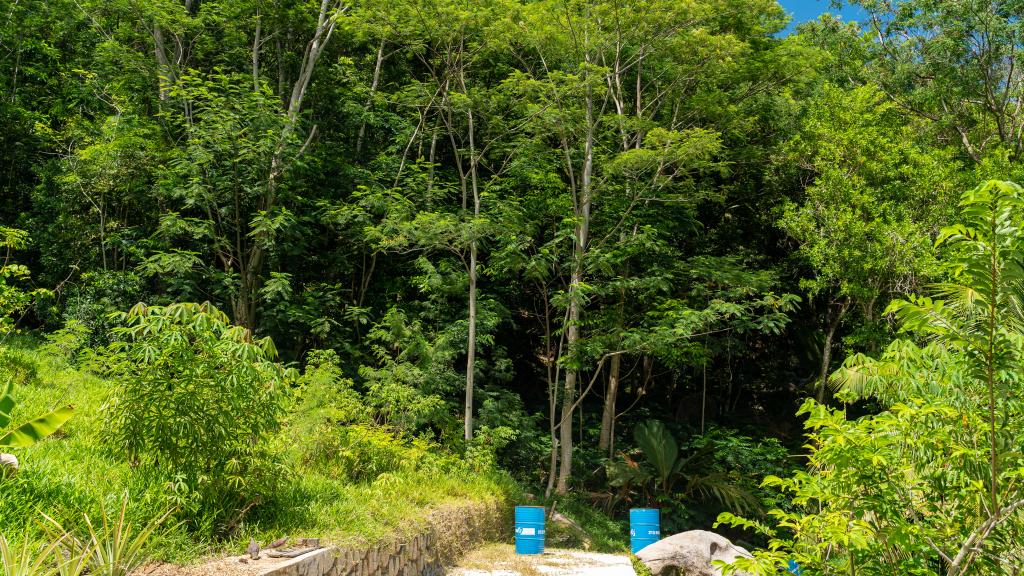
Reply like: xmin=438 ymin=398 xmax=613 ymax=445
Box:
xmin=134 ymin=543 xmax=636 ymax=576
xmin=449 ymin=544 xmax=636 ymax=576
xmin=133 ymin=551 xmax=309 ymax=576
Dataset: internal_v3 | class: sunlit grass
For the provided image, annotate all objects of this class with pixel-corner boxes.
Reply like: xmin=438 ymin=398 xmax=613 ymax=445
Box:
xmin=0 ymin=337 xmax=512 ymax=564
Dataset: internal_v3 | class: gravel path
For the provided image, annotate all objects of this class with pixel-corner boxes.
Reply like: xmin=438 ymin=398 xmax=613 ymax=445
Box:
xmin=450 ymin=544 xmax=636 ymax=576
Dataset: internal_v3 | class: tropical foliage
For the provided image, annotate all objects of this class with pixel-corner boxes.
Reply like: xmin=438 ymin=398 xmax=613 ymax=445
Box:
xmin=0 ymin=381 xmax=73 ymax=450
xmin=718 ymin=181 xmax=1024 ymax=575
xmin=6 ymin=0 xmax=1024 ymax=571
xmin=100 ymin=302 xmax=294 ymax=528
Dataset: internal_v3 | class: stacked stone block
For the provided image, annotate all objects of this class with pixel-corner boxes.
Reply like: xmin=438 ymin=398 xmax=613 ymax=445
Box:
xmin=262 ymin=499 xmax=505 ymax=576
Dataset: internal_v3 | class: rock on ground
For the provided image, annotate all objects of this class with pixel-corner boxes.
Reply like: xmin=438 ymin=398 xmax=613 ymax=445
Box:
xmin=635 ymin=530 xmax=752 ymax=576
xmin=0 ymin=453 xmax=18 ymax=476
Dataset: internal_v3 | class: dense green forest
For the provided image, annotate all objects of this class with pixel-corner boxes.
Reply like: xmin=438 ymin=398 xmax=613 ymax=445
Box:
xmin=5 ymin=0 xmax=1024 ymax=574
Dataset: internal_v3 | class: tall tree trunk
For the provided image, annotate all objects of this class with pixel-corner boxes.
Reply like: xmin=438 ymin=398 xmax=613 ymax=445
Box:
xmin=356 ymin=38 xmax=386 ymax=155
xmin=238 ymin=0 xmax=342 ymax=329
xmin=557 ymin=365 xmax=578 ymax=494
xmin=598 ymin=351 xmax=621 ymax=455
xmin=817 ymin=297 xmax=851 ymax=402
xmin=556 ymin=69 xmax=594 ymax=495
xmin=251 ymin=8 xmax=261 ymax=91
xmin=233 ymin=266 xmax=261 ymax=331
xmin=545 ymin=432 xmax=559 ymax=498
xmin=465 ymin=240 xmax=478 ymax=441
xmin=598 ymin=268 xmax=626 ymax=455
xmin=461 ymin=67 xmax=480 ymax=442
xmin=543 ymin=291 xmax=561 ymax=499
xmin=152 ymin=25 xmax=173 ymax=101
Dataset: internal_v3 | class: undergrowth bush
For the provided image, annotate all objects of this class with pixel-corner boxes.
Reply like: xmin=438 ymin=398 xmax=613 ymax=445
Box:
xmin=465 ymin=425 xmax=517 ymax=472
xmin=286 ymin=348 xmax=439 ymax=482
xmin=301 ymin=424 xmax=431 ymax=482
xmin=606 ymin=422 xmax=791 ymax=537
xmin=100 ymin=302 xmax=295 ymax=534
xmin=0 ymin=227 xmax=48 ymax=338
xmin=58 ymin=271 xmax=143 ymax=346
xmin=39 ymin=320 xmax=91 ymax=364
xmin=0 ymin=332 xmax=513 ymax=564
xmin=474 ymin=388 xmax=547 ymax=477
xmin=287 ymin=349 xmax=367 ymax=433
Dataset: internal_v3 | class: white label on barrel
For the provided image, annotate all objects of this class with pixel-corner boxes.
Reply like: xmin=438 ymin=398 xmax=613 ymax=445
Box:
xmin=519 ymin=528 xmax=536 ymax=536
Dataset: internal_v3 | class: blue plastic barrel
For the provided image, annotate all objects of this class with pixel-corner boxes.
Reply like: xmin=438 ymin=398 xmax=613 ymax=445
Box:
xmin=514 ymin=506 xmax=545 ymax=555
xmin=629 ymin=508 xmax=660 ymax=553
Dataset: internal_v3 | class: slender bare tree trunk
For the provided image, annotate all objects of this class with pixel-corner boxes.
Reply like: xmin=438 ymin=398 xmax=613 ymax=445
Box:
xmin=599 ymin=273 xmax=626 ymax=454
xmin=557 ymin=366 xmax=577 ymax=493
xmin=356 ymin=38 xmax=386 ymax=155
xmin=817 ymin=297 xmax=850 ymax=402
xmin=252 ymin=8 xmax=261 ymax=91
xmin=598 ymin=351 xmax=621 ymax=455
xmin=556 ymin=67 xmax=594 ymax=494
xmin=544 ymin=294 xmax=561 ymax=498
xmin=465 ymin=227 xmax=478 ymax=441
xmin=152 ymin=25 xmax=173 ymax=101
xmin=459 ymin=61 xmax=481 ymax=441
xmin=545 ymin=429 xmax=559 ymax=498
xmin=237 ymin=0 xmax=342 ymax=329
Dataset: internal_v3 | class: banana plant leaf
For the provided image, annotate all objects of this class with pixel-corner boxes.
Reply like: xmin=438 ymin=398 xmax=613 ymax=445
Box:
xmin=0 ymin=405 xmax=74 ymax=448
xmin=0 ymin=382 xmax=15 ymax=429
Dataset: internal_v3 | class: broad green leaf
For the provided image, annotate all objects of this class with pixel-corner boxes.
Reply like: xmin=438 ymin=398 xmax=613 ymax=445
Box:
xmin=0 ymin=405 xmax=74 ymax=448
xmin=633 ymin=420 xmax=678 ymax=489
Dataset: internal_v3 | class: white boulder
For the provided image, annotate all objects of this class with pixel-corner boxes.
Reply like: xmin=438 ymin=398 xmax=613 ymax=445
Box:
xmin=635 ymin=530 xmax=753 ymax=576
xmin=0 ymin=453 xmax=18 ymax=476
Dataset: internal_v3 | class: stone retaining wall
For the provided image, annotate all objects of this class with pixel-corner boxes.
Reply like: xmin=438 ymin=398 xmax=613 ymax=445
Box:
xmin=261 ymin=499 xmax=507 ymax=576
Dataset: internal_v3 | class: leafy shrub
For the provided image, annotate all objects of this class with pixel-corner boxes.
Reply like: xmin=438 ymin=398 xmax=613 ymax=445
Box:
xmin=302 ymin=424 xmax=430 ymax=483
xmin=475 ymin=388 xmax=547 ymax=477
xmin=283 ymin=348 xmax=466 ymax=485
xmin=0 ymin=227 xmax=49 ymax=338
xmin=285 ymin=349 xmax=368 ymax=434
xmin=357 ymin=308 xmax=455 ymax=433
xmin=362 ymin=376 xmax=446 ymax=433
xmin=718 ymin=182 xmax=1024 ymax=576
xmin=101 ymin=302 xmax=295 ymax=530
xmin=607 ymin=421 xmax=791 ymax=535
xmin=465 ymin=425 xmax=517 ymax=472
xmin=40 ymin=320 xmax=91 ymax=364
xmin=60 ymin=271 xmax=143 ymax=346
xmin=679 ymin=429 xmax=793 ymax=529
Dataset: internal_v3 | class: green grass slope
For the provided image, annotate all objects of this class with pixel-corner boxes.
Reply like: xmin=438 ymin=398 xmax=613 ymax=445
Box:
xmin=0 ymin=338 xmax=512 ymax=563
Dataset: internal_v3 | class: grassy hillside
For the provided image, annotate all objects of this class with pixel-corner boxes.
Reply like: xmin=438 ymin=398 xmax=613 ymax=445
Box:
xmin=0 ymin=338 xmax=513 ymax=563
